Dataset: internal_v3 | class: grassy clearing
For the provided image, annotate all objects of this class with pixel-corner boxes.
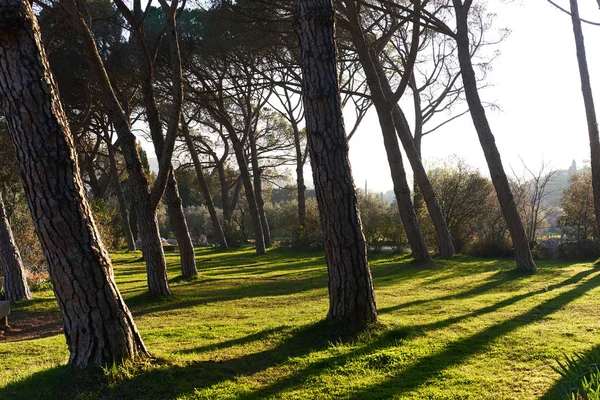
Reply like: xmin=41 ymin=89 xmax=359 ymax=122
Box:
xmin=0 ymin=247 xmax=599 ymax=399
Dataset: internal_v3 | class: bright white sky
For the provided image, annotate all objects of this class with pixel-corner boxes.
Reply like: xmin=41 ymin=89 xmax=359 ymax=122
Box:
xmin=347 ymin=0 xmax=600 ymax=192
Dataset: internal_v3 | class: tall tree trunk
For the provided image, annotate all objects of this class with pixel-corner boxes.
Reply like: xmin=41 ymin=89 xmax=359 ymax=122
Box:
xmin=296 ymin=0 xmax=377 ymax=323
xmin=569 ymin=0 xmax=600 ymax=238
xmin=249 ymin=130 xmax=272 ymax=248
xmin=453 ymin=0 xmax=536 ymax=273
xmin=343 ymin=4 xmax=432 ymax=261
xmin=0 ymin=192 xmax=31 ymax=301
xmin=0 ymin=1 xmax=148 ymax=367
xmin=181 ymin=120 xmax=228 ymax=249
xmin=119 ymin=3 xmax=196 ymax=278
xmin=108 ymin=144 xmax=136 ymax=251
xmin=64 ymin=0 xmax=170 ymax=294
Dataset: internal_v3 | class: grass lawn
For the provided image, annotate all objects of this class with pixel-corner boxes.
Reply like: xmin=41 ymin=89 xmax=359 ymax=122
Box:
xmin=0 ymin=246 xmax=599 ymax=399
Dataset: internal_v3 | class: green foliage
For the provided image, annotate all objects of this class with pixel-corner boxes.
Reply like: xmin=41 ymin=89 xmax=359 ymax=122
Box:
xmin=266 ymin=198 xmax=323 ymax=247
xmin=89 ymin=197 xmax=124 ymax=251
xmin=358 ymin=193 xmax=406 ymax=251
xmin=423 ymin=157 xmax=511 ymax=257
xmin=559 ymin=170 xmax=597 ymax=244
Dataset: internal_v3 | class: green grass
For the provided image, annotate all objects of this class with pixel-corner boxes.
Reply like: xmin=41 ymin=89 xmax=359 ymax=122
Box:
xmin=1 ymin=247 xmax=599 ymax=399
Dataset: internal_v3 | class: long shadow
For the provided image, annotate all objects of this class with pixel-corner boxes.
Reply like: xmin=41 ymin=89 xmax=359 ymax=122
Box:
xmin=127 ymin=273 xmax=327 ymax=318
xmin=0 ymin=321 xmax=383 ymax=400
xmin=378 ymin=268 xmax=526 ymax=315
xmin=227 ymin=268 xmax=600 ymax=400
xmin=178 ymin=326 xmax=289 ymax=355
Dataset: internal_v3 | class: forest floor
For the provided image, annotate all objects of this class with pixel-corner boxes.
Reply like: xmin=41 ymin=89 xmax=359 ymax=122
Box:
xmin=0 ymin=247 xmax=598 ymax=399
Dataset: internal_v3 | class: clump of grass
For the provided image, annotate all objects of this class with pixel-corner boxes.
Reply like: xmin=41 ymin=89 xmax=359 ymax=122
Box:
xmin=553 ymin=350 xmax=600 ymax=399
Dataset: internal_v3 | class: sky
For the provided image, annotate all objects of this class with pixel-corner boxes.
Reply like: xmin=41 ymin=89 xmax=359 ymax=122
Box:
xmin=346 ymin=0 xmax=600 ymax=193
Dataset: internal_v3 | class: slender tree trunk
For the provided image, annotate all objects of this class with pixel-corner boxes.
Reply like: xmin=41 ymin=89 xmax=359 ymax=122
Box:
xmin=292 ymin=122 xmax=307 ymax=238
xmin=569 ymin=0 xmax=600 ymax=238
xmin=181 ymin=120 xmax=228 ymax=249
xmin=218 ymin=163 xmax=232 ymax=224
xmin=228 ymin=129 xmax=266 ymax=255
xmin=0 ymin=192 xmax=31 ymax=301
xmin=164 ymin=175 xmax=197 ymax=278
xmin=453 ymin=1 xmax=536 ymax=273
xmin=0 ymin=1 xmax=148 ymax=367
xmin=64 ymin=0 xmax=170 ymax=294
xmin=296 ymin=0 xmax=377 ymax=323
xmin=375 ymin=109 xmax=431 ymax=261
xmin=122 ymin=8 xmax=196 ymax=279
xmin=343 ymin=4 xmax=432 ymax=261
xmin=108 ymin=144 xmax=136 ymax=251
xmin=249 ymin=130 xmax=272 ymax=248
xmin=392 ymin=107 xmax=456 ymax=257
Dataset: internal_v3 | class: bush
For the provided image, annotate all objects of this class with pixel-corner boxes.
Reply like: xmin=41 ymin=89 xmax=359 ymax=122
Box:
xmin=90 ymin=197 xmax=123 ymax=251
xmin=358 ymin=194 xmax=406 ymax=251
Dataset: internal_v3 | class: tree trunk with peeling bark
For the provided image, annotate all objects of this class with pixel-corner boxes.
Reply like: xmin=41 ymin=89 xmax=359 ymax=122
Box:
xmin=453 ymin=0 xmax=535 ymax=273
xmin=568 ymin=0 xmax=600 ymax=238
xmin=0 ymin=192 xmax=31 ymax=302
xmin=296 ymin=0 xmax=377 ymax=323
xmin=0 ymin=0 xmax=148 ymax=368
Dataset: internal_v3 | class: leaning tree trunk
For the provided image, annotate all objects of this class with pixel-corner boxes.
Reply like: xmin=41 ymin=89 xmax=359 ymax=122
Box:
xmin=225 ymin=124 xmax=266 ymax=255
xmin=453 ymin=0 xmax=536 ymax=273
xmin=344 ymin=8 xmax=431 ymax=261
xmin=392 ymin=107 xmax=455 ymax=258
xmin=569 ymin=0 xmax=600 ymax=238
xmin=124 ymin=10 xmax=196 ymax=279
xmin=64 ymin=0 xmax=170 ymax=294
xmin=296 ymin=0 xmax=377 ymax=323
xmin=0 ymin=0 xmax=148 ymax=368
xmin=108 ymin=144 xmax=136 ymax=251
xmin=182 ymin=121 xmax=228 ymax=249
xmin=0 ymin=192 xmax=31 ymax=302
xmin=249 ymin=129 xmax=272 ymax=248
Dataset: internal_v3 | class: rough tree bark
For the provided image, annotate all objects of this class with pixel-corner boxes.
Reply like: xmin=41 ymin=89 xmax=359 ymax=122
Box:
xmin=453 ymin=0 xmax=536 ymax=273
xmin=568 ymin=0 xmax=600 ymax=238
xmin=0 ymin=192 xmax=31 ymax=301
xmin=181 ymin=119 xmax=228 ymax=249
xmin=63 ymin=0 xmax=171 ymax=294
xmin=0 ymin=0 xmax=148 ymax=368
xmin=296 ymin=0 xmax=377 ymax=323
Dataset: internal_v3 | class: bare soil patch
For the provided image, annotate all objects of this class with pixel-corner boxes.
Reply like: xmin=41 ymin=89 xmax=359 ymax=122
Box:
xmin=0 ymin=314 xmax=62 ymax=342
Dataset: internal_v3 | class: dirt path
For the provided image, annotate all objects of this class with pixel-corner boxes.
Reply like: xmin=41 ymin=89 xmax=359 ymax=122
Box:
xmin=0 ymin=314 xmax=63 ymax=342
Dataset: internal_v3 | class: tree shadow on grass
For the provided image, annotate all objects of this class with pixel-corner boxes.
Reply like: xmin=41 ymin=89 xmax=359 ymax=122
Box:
xmin=0 ymin=321 xmax=384 ymax=400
